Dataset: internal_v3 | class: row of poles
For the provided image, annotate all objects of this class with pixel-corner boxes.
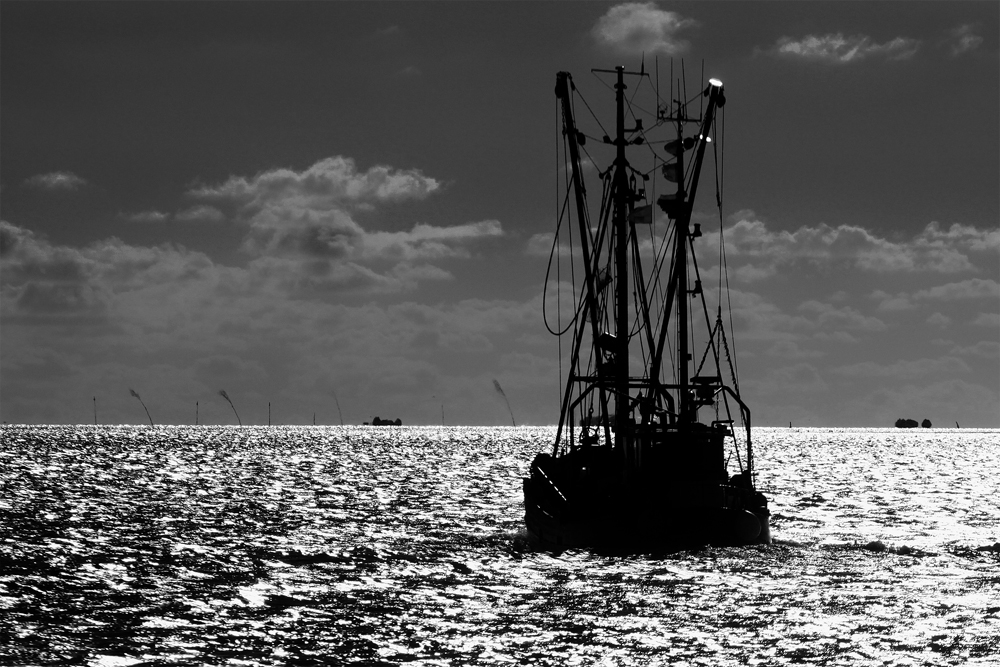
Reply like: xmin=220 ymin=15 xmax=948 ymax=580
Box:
xmin=95 ymin=389 xmax=345 ymax=427
xmin=98 ymin=382 xmax=514 ymax=427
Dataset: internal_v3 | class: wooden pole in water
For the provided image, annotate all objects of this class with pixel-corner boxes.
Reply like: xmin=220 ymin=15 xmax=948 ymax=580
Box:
xmin=93 ymin=396 xmax=97 ymax=425
xmin=269 ymin=402 xmax=271 ymax=426
xmin=219 ymin=390 xmax=241 ymax=426
xmin=333 ymin=390 xmax=344 ymax=425
xmin=196 ymin=401 xmax=199 ymax=425
xmin=129 ymin=389 xmax=154 ymax=426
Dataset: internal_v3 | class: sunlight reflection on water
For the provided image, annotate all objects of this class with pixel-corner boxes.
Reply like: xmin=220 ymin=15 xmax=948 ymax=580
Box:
xmin=1 ymin=425 xmax=998 ymax=665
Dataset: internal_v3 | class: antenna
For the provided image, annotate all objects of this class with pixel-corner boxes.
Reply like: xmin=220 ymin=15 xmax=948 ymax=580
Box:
xmin=700 ymin=60 xmax=705 ymax=119
xmin=655 ymin=56 xmax=659 ymax=112
xmin=670 ymin=59 xmax=674 ymax=118
xmin=681 ymin=58 xmax=687 ymax=117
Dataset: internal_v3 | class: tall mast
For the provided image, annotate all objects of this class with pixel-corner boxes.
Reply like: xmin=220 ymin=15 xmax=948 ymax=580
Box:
xmin=553 ymin=72 xmax=613 ymax=450
xmin=674 ymin=110 xmax=690 ymax=423
xmin=652 ymin=76 xmax=725 ymax=424
xmin=612 ymin=66 xmax=630 ymax=447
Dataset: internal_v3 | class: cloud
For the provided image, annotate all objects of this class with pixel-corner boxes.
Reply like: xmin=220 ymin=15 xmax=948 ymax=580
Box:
xmin=871 ymin=289 xmax=914 ymax=312
xmin=525 ymin=232 xmax=584 ymax=259
xmin=949 ymin=340 xmax=999 ymax=358
xmin=191 ymin=156 xmax=440 ymax=209
xmin=715 ymin=214 xmax=990 ymax=277
xmin=798 ymin=300 xmax=887 ymax=333
xmin=770 ymin=33 xmax=920 ymax=63
xmin=946 ymin=24 xmax=983 ymax=56
xmin=926 ymin=312 xmax=951 ymax=328
xmin=362 ymin=220 xmax=503 ymax=261
xmin=176 ymin=205 xmax=226 ymax=223
xmin=972 ymin=312 xmax=1000 ymax=328
xmin=124 ymin=210 xmax=171 ymax=223
xmin=187 ymin=156 xmax=500 ymax=293
xmin=0 ymin=220 xmax=217 ymax=322
xmin=23 ymin=171 xmax=88 ymax=191
xmin=592 ymin=3 xmax=698 ymax=55
xmin=913 ymin=278 xmax=1000 ymax=301
xmin=869 ymin=278 xmax=998 ymax=314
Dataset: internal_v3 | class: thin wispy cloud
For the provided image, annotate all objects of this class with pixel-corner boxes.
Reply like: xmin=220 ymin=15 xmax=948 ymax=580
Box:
xmin=592 ymin=2 xmax=697 ymax=55
xmin=770 ymin=33 xmax=920 ymax=63
xmin=123 ymin=210 xmax=171 ymax=223
xmin=24 ymin=171 xmax=87 ymax=191
xmin=176 ymin=205 xmax=225 ymax=223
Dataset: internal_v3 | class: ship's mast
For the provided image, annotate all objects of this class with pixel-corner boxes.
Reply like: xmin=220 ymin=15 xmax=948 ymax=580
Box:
xmin=654 ymin=76 xmax=725 ymax=425
xmin=674 ymin=108 xmax=691 ymax=424
xmin=612 ymin=66 xmax=630 ymax=448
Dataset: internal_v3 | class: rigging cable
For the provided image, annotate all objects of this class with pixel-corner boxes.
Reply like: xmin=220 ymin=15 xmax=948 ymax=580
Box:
xmin=712 ymin=100 xmax=745 ymax=467
xmin=556 ymin=99 xmax=563 ymax=399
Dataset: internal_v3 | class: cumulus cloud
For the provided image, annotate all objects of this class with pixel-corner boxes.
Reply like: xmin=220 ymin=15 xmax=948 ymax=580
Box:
xmin=770 ymin=33 xmax=920 ymax=63
xmin=869 ymin=278 xmax=998 ymax=313
xmin=798 ymin=300 xmax=887 ymax=332
xmin=187 ymin=156 xmax=501 ymax=292
xmin=949 ymin=340 xmax=999 ymax=358
xmin=0 ymin=220 xmax=216 ymax=322
xmin=592 ymin=3 xmax=697 ymax=55
xmin=525 ymin=232 xmax=584 ymax=259
xmin=913 ymin=278 xmax=1000 ymax=301
xmin=363 ymin=220 xmax=503 ymax=261
xmin=871 ymin=289 xmax=914 ymax=312
xmin=23 ymin=171 xmax=87 ymax=191
xmin=191 ymin=156 xmax=440 ymax=210
xmin=946 ymin=24 xmax=983 ymax=56
xmin=926 ymin=312 xmax=951 ymax=328
xmin=972 ymin=312 xmax=1000 ymax=328
xmin=714 ymin=214 xmax=989 ymax=277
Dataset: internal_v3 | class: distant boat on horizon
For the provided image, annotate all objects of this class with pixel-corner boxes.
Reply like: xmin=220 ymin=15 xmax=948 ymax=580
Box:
xmin=365 ymin=417 xmax=402 ymax=426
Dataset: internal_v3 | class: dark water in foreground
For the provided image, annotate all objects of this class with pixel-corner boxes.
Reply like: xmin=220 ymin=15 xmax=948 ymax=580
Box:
xmin=1 ymin=425 xmax=998 ymax=666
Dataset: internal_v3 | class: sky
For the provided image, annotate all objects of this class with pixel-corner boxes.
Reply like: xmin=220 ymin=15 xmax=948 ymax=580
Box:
xmin=1 ymin=1 xmax=997 ymax=427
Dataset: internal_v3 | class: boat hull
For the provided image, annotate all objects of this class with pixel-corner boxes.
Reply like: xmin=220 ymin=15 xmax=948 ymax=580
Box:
xmin=523 ymin=442 xmax=771 ymax=551
xmin=524 ymin=476 xmax=770 ymax=551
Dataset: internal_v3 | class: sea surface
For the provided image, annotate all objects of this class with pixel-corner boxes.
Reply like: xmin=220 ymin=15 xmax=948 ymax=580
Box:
xmin=1 ymin=425 xmax=998 ymax=666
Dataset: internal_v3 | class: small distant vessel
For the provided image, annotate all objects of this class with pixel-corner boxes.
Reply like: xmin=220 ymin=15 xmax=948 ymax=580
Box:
xmin=366 ymin=417 xmax=402 ymax=426
xmin=523 ymin=65 xmax=770 ymax=551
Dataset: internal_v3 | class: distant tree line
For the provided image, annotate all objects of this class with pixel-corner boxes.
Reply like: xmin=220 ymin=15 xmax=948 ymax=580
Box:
xmin=895 ymin=418 xmax=932 ymax=428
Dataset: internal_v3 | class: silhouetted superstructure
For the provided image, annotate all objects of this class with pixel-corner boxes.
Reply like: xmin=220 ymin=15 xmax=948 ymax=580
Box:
xmin=523 ymin=65 xmax=770 ymax=551
xmin=367 ymin=417 xmax=402 ymax=426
